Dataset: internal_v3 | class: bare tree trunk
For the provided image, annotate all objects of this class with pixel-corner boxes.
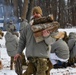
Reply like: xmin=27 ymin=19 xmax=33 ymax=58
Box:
xmin=45 ymin=0 xmax=52 ymax=16
xmin=4 ymin=0 xmax=10 ymax=18
xmin=12 ymin=0 xmax=18 ymax=18
xmin=18 ymin=0 xmax=23 ymax=18
xmin=4 ymin=0 xmax=10 ymax=5
xmin=26 ymin=0 xmax=34 ymax=22
xmin=67 ymin=0 xmax=72 ymax=24
xmin=56 ymin=0 xmax=66 ymax=28
xmin=3 ymin=0 xmax=12 ymax=30
xmin=21 ymin=0 xmax=29 ymax=20
xmin=51 ymin=0 xmax=57 ymax=21
xmin=70 ymin=0 xmax=76 ymax=26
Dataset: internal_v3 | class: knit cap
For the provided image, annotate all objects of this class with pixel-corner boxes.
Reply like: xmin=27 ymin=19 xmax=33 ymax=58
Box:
xmin=32 ymin=6 xmax=43 ymax=15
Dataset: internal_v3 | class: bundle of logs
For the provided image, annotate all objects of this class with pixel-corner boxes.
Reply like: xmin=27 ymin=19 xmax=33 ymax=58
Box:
xmin=31 ymin=15 xmax=60 ymax=43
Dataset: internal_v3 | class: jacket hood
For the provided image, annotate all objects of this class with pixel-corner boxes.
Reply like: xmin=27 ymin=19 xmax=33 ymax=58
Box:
xmin=5 ymin=32 xmax=15 ymax=42
xmin=69 ymin=32 xmax=76 ymax=39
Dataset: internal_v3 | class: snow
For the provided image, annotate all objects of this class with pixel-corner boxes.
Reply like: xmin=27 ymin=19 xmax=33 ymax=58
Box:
xmin=58 ymin=28 xmax=76 ymax=35
xmin=0 ymin=28 xmax=76 ymax=75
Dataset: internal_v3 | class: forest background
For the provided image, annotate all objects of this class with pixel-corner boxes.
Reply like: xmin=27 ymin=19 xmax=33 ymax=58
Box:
xmin=0 ymin=0 xmax=76 ymax=30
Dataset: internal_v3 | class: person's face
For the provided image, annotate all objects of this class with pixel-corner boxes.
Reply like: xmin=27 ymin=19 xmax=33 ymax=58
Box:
xmin=33 ymin=12 xmax=41 ymax=18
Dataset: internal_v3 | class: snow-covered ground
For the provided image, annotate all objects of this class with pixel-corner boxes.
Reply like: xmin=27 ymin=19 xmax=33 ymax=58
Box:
xmin=0 ymin=28 xmax=76 ymax=75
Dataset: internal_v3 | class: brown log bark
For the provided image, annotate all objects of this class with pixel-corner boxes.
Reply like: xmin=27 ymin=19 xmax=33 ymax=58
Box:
xmin=31 ymin=21 xmax=60 ymax=43
xmin=33 ymin=14 xmax=54 ymax=25
xmin=31 ymin=21 xmax=60 ymax=32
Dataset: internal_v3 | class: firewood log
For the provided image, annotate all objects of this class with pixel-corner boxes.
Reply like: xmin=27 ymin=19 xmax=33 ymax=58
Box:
xmin=31 ymin=21 xmax=59 ymax=32
xmin=33 ymin=14 xmax=54 ymax=25
xmin=31 ymin=21 xmax=60 ymax=43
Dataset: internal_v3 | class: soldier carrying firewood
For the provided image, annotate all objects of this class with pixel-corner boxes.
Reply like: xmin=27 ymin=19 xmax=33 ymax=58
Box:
xmin=14 ymin=6 xmax=60 ymax=75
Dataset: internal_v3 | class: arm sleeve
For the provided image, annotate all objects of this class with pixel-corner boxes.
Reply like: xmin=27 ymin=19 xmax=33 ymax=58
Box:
xmin=44 ymin=35 xmax=56 ymax=45
xmin=17 ymin=27 xmax=27 ymax=54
